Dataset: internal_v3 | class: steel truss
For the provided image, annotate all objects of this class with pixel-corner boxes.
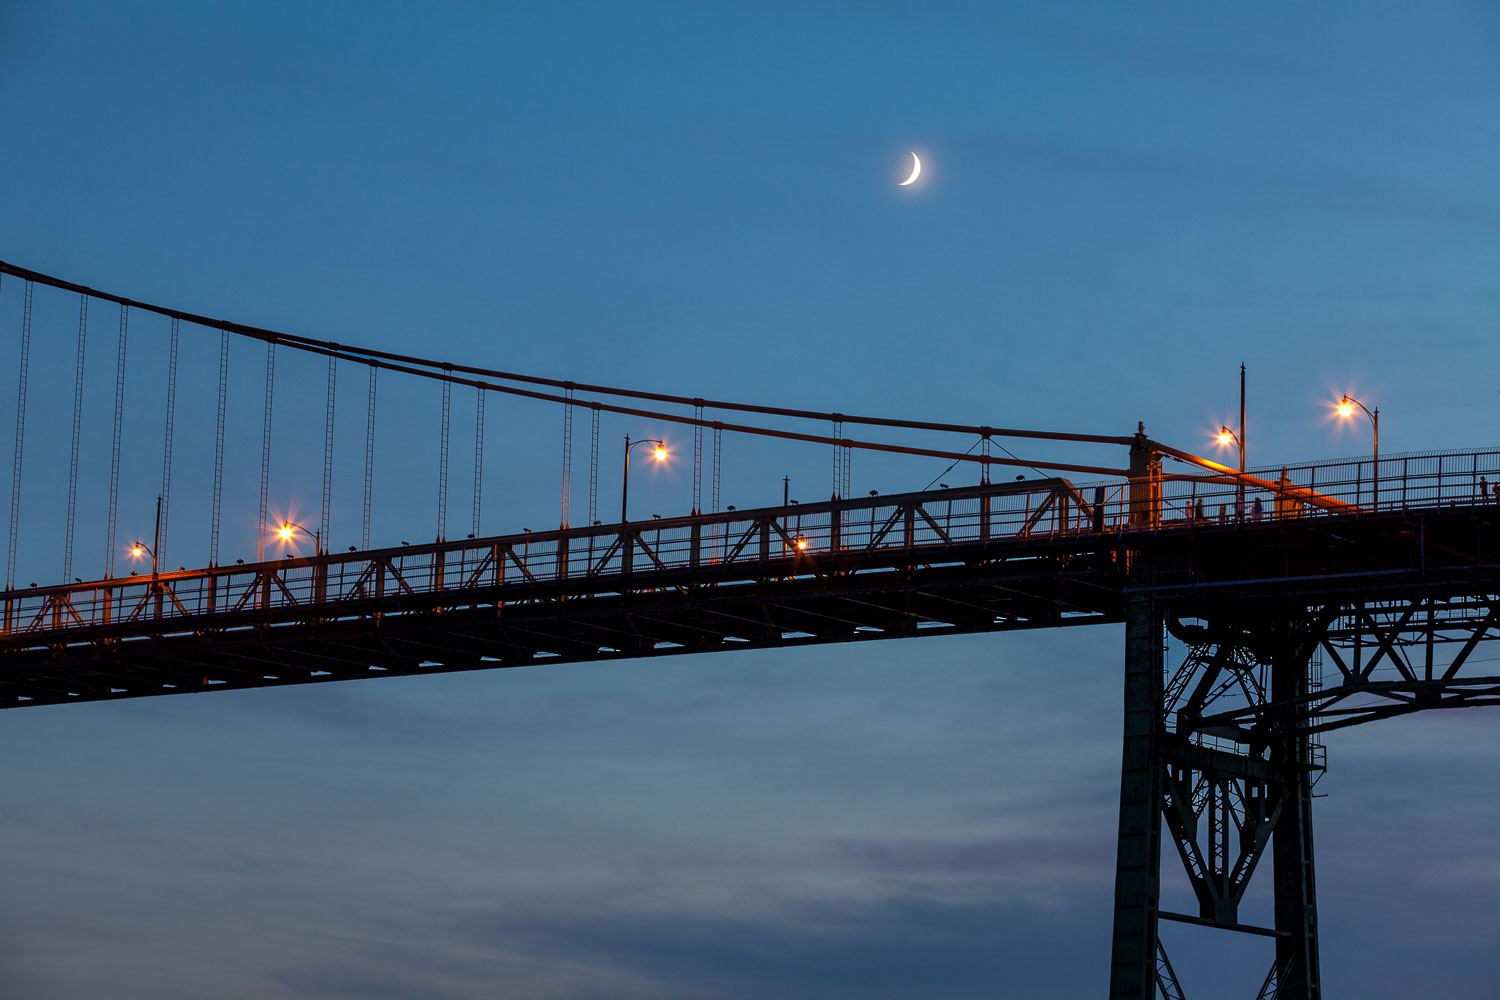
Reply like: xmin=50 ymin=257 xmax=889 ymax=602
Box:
xmin=1111 ymin=591 xmax=1500 ymax=999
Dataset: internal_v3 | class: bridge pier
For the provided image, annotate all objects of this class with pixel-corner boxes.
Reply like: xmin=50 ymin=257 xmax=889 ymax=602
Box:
xmin=1109 ymin=598 xmax=1326 ymax=998
xmin=1108 ymin=589 xmax=1164 ymax=999
xmin=1271 ymin=633 xmax=1321 ymax=999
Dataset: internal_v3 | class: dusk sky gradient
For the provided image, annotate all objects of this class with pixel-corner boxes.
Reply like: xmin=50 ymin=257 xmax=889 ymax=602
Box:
xmin=1 ymin=3 xmax=1499 ymax=997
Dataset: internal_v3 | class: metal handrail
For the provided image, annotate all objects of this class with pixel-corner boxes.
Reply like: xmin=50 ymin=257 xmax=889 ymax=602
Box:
xmin=4 ymin=447 xmax=1499 ymax=641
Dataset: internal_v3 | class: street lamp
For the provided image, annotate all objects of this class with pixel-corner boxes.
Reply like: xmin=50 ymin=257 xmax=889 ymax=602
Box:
xmin=275 ymin=518 xmax=322 ymax=556
xmin=1216 ymin=425 xmax=1245 ymax=513
xmin=1338 ymin=394 xmax=1379 ymax=508
xmin=129 ymin=496 xmax=164 ymax=576
xmin=1216 ymin=426 xmax=1244 ymax=471
xmin=621 ymin=435 xmax=668 ymax=524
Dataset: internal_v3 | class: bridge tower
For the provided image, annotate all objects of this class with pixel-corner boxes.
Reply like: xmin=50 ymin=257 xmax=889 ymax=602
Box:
xmin=1110 ymin=435 xmax=1324 ymax=999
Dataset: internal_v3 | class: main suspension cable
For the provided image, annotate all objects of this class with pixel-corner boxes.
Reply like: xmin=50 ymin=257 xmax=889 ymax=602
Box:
xmin=272 ymin=342 xmax=1130 ymax=477
xmin=0 ymin=260 xmax=1132 ymax=449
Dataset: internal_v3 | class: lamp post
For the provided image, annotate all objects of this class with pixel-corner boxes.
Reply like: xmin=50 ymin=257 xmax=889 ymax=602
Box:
xmin=275 ymin=519 xmax=322 ymax=556
xmin=1338 ymin=394 xmax=1379 ymax=508
xmin=1212 ymin=364 xmax=1248 ymax=515
xmin=621 ymin=435 xmax=667 ymax=524
xmin=129 ymin=496 xmax=163 ymax=577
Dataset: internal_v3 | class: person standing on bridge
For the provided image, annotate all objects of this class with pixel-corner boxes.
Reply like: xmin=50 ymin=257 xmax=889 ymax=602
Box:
xmin=1251 ymin=497 xmax=1263 ymax=521
xmin=1480 ymin=476 xmax=1488 ymax=502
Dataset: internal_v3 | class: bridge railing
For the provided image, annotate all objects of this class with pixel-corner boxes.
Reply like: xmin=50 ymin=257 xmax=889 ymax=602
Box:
xmin=0 ymin=478 xmax=1106 ymax=640
xmin=1151 ymin=447 xmax=1500 ymax=524
xmin=4 ymin=448 xmax=1499 ymax=642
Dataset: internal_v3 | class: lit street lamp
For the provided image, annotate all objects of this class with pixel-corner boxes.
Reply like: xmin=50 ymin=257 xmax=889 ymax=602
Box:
xmin=1217 ymin=424 xmax=1246 ymax=514
xmin=275 ymin=518 xmax=322 ymax=556
xmin=1338 ymin=394 xmax=1379 ymax=508
xmin=621 ymin=435 xmax=667 ymax=524
xmin=1216 ymin=425 xmax=1244 ymax=475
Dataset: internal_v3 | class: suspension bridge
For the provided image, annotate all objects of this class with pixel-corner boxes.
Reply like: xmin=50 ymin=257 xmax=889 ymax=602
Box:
xmin=1 ymin=259 xmax=1497 ymax=999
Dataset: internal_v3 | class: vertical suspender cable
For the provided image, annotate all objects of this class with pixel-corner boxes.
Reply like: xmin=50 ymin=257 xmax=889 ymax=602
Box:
xmin=843 ymin=438 xmax=851 ymax=500
xmin=63 ymin=293 xmax=87 ymax=581
xmin=832 ymin=417 xmax=843 ymax=500
xmin=588 ymin=404 xmax=600 ymax=526
xmin=160 ymin=317 xmax=179 ymax=567
xmin=472 ymin=387 xmax=484 ymax=538
xmin=438 ymin=376 xmax=451 ymax=540
xmin=362 ymin=365 xmax=376 ymax=549
xmin=693 ymin=402 xmax=703 ymax=514
xmin=210 ymin=329 xmax=228 ymax=564
xmin=6 ymin=279 xmax=31 ymax=591
xmin=711 ymin=423 xmax=722 ymax=561
xmin=560 ymin=385 xmax=574 ymax=528
xmin=711 ymin=424 xmax=722 ymax=513
xmin=322 ymin=354 xmax=335 ymax=544
xmin=103 ymin=305 xmax=128 ymax=579
xmin=256 ymin=341 xmax=274 ymax=561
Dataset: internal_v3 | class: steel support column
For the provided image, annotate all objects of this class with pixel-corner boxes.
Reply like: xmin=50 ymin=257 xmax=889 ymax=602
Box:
xmin=1271 ymin=638 xmax=1320 ymax=998
xmin=1109 ymin=587 xmax=1164 ymax=999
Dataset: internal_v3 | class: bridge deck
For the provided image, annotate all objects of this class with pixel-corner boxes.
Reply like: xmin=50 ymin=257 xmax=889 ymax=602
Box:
xmin=3 ymin=454 xmax=1500 ymax=709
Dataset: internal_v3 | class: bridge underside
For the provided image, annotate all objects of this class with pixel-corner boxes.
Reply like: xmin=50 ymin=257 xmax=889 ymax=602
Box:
xmin=0 ymin=548 xmax=1124 ymax=708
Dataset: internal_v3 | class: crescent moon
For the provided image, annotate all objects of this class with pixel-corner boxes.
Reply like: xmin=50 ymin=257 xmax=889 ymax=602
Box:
xmin=898 ymin=152 xmax=921 ymax=186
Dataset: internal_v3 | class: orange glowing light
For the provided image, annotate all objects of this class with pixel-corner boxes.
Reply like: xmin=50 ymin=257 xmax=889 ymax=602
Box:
xmin=278 ymin=523 xmax=296 ymax=542
xmin=653 ymin=446 xmax=668 ymax=462
xmin=1217 ymin=430 xmax=1232 ymax=446
xmin=796 ymin=538 xmax=808 ymax=550
xmin=130 ymin=545 xmax=144 ymax=558
xmin=1337 ymin=401 xmax=1353 ymax=418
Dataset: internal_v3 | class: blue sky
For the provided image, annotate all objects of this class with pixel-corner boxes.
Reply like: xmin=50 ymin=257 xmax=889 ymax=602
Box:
xmin=1 ymin=2 xmax=1498 ymax=997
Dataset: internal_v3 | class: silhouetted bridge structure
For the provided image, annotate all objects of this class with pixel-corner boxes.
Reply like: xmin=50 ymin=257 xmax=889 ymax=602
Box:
xmin=2 ymin=260 xmax=1498 ymax=999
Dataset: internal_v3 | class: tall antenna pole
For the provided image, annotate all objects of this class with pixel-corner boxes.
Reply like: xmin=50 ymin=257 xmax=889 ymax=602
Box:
xmin=1238 ymin=362 xmax=1246 ymax=511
